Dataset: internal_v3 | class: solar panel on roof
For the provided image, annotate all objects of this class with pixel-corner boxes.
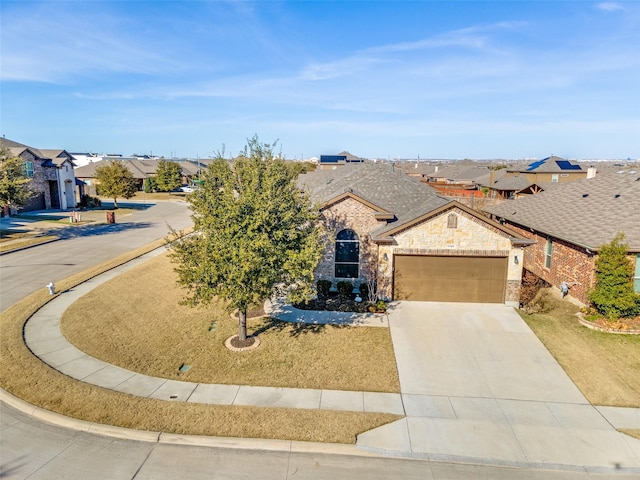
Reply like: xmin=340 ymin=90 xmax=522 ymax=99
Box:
xmin=526 ymin=160 xmax=546 ymax=171
xmin=555 ymin=160 xmax=582 ymax=170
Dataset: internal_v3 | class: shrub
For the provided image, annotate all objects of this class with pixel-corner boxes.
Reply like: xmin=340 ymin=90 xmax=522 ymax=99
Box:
xmin=336 ymin=281 xmax=353 ymax=296
xmin=316 ymin=280 xmax=332 ymax=297
xmin=375 ymin=300 xmax=387 ymax=311
xmin=519 ymin=269 xmax=549 ymax=308
xmin=588 ymin=233 xmax=640 ymax=320
xmin=524 ymin=289 xmax=554 ymax=314
xmin=358 ymin=283 xmax=369 ymax=301
xmin=143 ymin=177 xmax=157 ymax=193
xmin=80 ymin=194 xmax=101 ymax=209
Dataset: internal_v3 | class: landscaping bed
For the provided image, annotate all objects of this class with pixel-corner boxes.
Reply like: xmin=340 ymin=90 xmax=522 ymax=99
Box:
xmin=577 ymin=312 xmax=640 ymax=334
xmin=295 ymin=293 xmax=372 ymax=313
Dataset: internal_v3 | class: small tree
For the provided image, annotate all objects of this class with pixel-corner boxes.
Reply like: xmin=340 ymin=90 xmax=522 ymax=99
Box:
xmin=169 ymin=136 xmax=324 ymax=343
xmin=143 ymin=177 xmax=157 ymax=193
xmin=155 ymin=159 xmax=182 ymax=192
xmin=588 ymin=233 xmax=640 ymax=320
xmin=0 ymin=148 xmax=34 ymax=212
xmin=95 ymin=160 xmax=137 ymax=208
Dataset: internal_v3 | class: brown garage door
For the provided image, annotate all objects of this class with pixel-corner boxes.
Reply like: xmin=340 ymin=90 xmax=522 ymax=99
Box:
xmin=394 ymin=255 xmax=507 ymax=303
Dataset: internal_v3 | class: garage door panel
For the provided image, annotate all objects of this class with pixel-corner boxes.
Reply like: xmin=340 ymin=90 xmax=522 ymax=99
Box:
xmin=394 ymin=255 xmax=507 ymax=303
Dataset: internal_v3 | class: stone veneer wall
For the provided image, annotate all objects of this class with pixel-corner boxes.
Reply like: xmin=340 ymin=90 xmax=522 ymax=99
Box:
xmin=380 ymin=208 xmax=524 ymax=305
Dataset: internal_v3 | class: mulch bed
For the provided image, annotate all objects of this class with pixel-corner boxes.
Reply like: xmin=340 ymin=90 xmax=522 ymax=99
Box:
xmin=225 ymin=335 xmax=261 ymax=352
xmin=294 ymin=293 xmax=371 ymax=313
xmin=577 ymin=313 xmax=640 ymax=334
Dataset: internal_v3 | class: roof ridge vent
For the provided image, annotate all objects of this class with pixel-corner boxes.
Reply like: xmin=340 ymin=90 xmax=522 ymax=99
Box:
xmin=614 ymin=194 xmax=621 ymax=198
xmin=582 ymin=193 xmax=588 ymax=198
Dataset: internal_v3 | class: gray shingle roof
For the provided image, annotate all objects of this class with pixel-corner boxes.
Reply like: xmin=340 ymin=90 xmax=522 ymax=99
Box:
xmin=1 ymin=139 xmax=75 ymax=167
xmin=74 ymin=158 xmax=194 ymax=179
xmin=298 ymin=163 xmax=450 ymax=238
xmin=485 ymin=171 xmax=640 ymax=251
xmin=490 ymin=176 xmax=534 ymax=191
xmin=427 ymin=165 xmax=492 ymax=182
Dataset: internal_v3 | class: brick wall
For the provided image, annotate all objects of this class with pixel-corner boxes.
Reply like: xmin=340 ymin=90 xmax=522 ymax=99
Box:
xmin=318 ymin=197 xmax=383 ymax=288
xmin=506 ymin=224 xmax=595 ymax=304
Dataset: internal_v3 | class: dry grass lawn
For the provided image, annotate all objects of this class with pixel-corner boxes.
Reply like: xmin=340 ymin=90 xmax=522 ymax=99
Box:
xmin=1 ymin=241 xmax=401 ymax=443
xmin=520 ymin=291 xmax=640 ymax=408
xmin=0 ymin=234 xmax=58 ymax=252
xmin=61 ymin=253 xmax=400 ymax=393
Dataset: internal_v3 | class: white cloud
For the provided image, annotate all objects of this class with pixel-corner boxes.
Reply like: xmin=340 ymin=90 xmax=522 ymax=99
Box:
xmin=595 ymin=2 xmax=626 ymax=12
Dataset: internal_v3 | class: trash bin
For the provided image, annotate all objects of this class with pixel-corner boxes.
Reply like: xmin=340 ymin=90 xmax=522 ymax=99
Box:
xmin=106 ymin=211 xmax=116 ymax=224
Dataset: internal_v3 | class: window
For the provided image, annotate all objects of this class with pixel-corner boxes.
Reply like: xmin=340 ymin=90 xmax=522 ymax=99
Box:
xmin=335 ymin=229 xmax=359 ymax=278
xmin=634 ymin=254 xmax=640 ymax=293
xmin=551 ymin=174 xmax=559 ymax=183
xmin=545 ymin=238 xmax=553 ymax=269
xmin=22 ymin=161 xmax=34 ymax=178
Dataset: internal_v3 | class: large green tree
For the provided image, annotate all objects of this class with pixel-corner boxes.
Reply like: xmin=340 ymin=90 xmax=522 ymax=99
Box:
xmin=0 ymin=148 xmax=34 ymax=210
xmin=588 ymin=233 xmax=640 ymax=319
xmin=95 ymin=160 xmax=137 ymax=208
xmin=169 ymin=137 xmax=324 ymax=343
xmin=155 ymin=159 xmax=182 ymax=192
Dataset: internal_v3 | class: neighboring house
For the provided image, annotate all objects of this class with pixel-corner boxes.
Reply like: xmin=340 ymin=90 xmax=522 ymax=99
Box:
xmin=0 ymin=138 xmax=77 ymax=212
xmin=423 ymin=164 xmax=503 ymax=198
xmin=298 ymin=163 xmax=533 ymax=306
xmin=74 ymin=158 xmax=198 ymax=195
xmin=394 ymin=162 xmax=438 ymax=180
xmin=317 ymin=151 xmax=365 ymax=169
xmin=485 ymin=171 xmax=640 ymax=305
xmin=485 ymin=156 xmax=596 ymax=199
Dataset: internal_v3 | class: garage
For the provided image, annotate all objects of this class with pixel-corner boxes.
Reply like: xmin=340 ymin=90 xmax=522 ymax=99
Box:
xmin=393 ymin=254 xmax=508 ymax=303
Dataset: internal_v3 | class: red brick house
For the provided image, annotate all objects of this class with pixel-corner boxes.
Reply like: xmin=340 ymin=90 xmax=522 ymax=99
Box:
xmin=298 ymin=163 xmax=532 ymax=306
xmin=485 ymin=171 xmax=640 ymax=305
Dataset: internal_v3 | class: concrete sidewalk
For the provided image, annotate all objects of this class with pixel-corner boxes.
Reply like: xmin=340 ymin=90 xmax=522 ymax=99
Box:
xmin=15 ymin=250 xmax=640 ymax=473
xmin=23 ymin=250 xmax=403 ymax=416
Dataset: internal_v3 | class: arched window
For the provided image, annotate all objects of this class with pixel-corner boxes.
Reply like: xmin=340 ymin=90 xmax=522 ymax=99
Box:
xmin=335 ymin=229 xmax=359 ymax=278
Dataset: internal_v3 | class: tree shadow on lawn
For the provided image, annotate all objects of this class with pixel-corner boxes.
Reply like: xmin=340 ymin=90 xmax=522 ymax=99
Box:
xmin=252 ymin=317 xmax=346 ymax=338
xmin=98 ymin=201 xmax=155 ymax=211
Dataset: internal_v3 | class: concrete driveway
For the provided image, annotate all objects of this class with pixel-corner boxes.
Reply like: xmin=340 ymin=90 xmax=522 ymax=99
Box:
xmin=357 ymin=301 xmax=640 ymax=470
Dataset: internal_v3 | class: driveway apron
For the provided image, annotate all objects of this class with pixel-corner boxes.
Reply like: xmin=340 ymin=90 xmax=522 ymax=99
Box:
xmin=357 ymin=301 xmax=640 ymax=470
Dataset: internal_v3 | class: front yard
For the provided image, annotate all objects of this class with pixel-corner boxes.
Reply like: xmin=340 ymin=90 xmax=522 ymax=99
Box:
xmin=1 ymin=244 xmax=400 ymax=443
xmin=519 ymin=292 xmax=640 ymax=408
xmin=60 ymin=253 xmax=400 ymax=393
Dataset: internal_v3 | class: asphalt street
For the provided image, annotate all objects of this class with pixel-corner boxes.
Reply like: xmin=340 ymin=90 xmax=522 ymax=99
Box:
xmin=0 ymin=200 xmax=192 ymax=312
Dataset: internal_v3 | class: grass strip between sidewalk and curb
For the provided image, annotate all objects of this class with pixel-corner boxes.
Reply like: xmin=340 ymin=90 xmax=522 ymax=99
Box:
xmin=0 ymin=235 xmax=59 ymax=253
xmin=0 ymin=234 xmax=401 ymax=444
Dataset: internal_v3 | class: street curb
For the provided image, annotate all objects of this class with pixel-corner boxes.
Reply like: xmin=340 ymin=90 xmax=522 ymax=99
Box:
xmin=4 ymin=387 xmax=639 ymax=475
xmin=0 ymin=237 xmax=60 ymax=256
xmin=0 ymin=387 xmax=372 ymax=457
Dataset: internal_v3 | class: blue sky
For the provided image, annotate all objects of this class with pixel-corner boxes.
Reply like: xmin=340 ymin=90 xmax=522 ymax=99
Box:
xmin=1 ymin=1 xmax=639 ymax=160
